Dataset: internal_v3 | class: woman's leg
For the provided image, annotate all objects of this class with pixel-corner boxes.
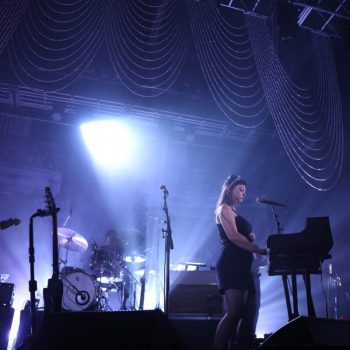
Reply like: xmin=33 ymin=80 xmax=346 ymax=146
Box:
xmin=213 ymin=289 xmax=248 ymax=350
xmin=238 ymin=288 xmax=257 ymax=350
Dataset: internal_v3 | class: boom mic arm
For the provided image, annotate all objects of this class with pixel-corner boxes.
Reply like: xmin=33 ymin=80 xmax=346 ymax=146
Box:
xmin=256 ymin=197 xmax=286 ymax=207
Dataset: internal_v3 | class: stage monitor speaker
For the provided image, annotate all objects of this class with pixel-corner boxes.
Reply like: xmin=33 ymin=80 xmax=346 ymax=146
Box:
xmin=31 ymin=309 xmax=186 ymax=350
xmin=260 ymin=316 xmax=350 ymax=349
xmin=170 ymin=318 xmax=219 ymax=350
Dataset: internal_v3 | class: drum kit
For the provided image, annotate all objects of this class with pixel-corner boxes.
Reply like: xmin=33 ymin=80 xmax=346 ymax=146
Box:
xmin=58 ymin=227 xmax=147 ymax=312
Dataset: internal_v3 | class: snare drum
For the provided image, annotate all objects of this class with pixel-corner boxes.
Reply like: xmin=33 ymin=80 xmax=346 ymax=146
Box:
xmin=61 ymin=270 xmax=96 ymax=311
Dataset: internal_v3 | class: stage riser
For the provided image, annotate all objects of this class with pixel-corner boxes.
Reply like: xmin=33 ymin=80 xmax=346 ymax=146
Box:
xmin=16 ymin=310 xmax=186 ymax=350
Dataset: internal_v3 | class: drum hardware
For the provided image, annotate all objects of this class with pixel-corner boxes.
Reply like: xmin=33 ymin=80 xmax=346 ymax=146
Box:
xmin=90 ymin=246 xmax=117 ymax=278
xmin=95 ymin=265 xmax=131 ymax=311
xmin=89 ymin=245 xmax=127 ymax=311
xmin=95 ymin=287 xmax=114 ymax=312
xmin=88 ymin=239 xmax=149 ymax=311
xmin=118 ymin=263 xmax=144 ymax=311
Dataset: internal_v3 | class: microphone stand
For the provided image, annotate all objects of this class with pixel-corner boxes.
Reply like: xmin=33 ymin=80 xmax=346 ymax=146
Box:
xmin=271 ymin=205 xmax=295 ymax=321
xmin=27 ymin=208 xmax=50 ymax=337
xmin=161 ymin=188 xmax=173 ymax=317
xmin=28 ymin=215 xmax=38 ymax=335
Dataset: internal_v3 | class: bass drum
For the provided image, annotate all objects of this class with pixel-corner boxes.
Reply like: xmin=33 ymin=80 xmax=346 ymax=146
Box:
xmin=61 ymin=270 xmax=96 ymax=311
xmin=61 ymin=266 xmax=83 ymax=276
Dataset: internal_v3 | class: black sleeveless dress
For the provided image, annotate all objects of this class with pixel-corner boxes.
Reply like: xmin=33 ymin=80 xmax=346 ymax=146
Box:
xmin=216 ymin=215 xmax=254 ymax=293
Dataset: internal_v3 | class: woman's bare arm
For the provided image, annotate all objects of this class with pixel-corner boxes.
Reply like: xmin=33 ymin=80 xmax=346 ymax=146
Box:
xmin=217 ymin=204 xmax=267 ymax=255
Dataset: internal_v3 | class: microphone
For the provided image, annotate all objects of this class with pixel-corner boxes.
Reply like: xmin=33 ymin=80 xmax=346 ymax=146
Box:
xmin=0 ymin=218 xmax=20 ymax=230
xmin=160 ymin=185 xmax=169 ymax=195
xmin=256 ymin=197 xmax=286 ymax=207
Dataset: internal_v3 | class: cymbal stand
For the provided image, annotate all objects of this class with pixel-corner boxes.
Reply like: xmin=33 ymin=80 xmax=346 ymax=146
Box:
xmin=62 ymin=239 xmax=72 ymax=268
xmin=119 ymin=266 xmax=139 ymax=311
xmin=28 ymin=214 xmax=40 ymax=335
xmin=160 ymin=185 xmax=173 ymax=317
xmin=58 ymin=242 xmax=71 ymax=273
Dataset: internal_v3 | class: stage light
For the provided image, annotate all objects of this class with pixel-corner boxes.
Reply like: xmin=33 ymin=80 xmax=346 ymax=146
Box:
xmin=80 ymin=119 xmax=135 ymax=169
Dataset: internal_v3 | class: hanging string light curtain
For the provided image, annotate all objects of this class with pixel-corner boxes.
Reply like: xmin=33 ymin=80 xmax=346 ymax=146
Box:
xmin=7 ymin=0 xmax=110 ymax=91
xmin=1 ymin=0 xmax=344 ymax=190
xmin=246 ymin=15 xmax=343 ymax=191
xmin=0 ymin=0 xmax=30 ymax=55
xmin=186 ymin=0 xmax=268 ymax=128
xmin=107 ymin=0 xmax=189 ymax=97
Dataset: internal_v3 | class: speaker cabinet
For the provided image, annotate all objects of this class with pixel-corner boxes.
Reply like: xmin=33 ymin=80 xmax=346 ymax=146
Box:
xmin=260 ymin=316 xmax=350 ymax=349
xmin=31 ymin=309 xmax=186 ymax=350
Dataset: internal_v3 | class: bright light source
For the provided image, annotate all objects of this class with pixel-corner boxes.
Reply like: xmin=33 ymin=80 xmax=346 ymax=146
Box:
xmin=80 ymin=119 xmax=135 ymax=169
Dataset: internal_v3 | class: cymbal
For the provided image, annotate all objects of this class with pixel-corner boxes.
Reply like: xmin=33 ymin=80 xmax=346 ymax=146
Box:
xmin=121 ymin=228 xmax=144 ymax=239
xmin=120 ymin=228 xmax=145 ymax=247
xmin=58 ymin=227 xmax=88 ymax=252
xmin=124 ymin=254 xmax=146 ymax=263
xmin=134 ymin=269 xmax=156 ymax=277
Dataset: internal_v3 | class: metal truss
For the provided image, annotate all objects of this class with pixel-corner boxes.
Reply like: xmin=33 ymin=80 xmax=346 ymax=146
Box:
xmin=0 ymin=82 xmax=275 ymax=145
xmin=219 ymin=0 xmax=350 ymax=39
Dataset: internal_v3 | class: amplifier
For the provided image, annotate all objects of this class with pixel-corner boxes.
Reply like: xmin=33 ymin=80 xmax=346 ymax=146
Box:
xmin=170 ymin=270 xmax=218 ymax=285
xmin=0 ymin=283 xmax=14 ymax=307
xmin=169 ymin=271 xmax=223 ymax=317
